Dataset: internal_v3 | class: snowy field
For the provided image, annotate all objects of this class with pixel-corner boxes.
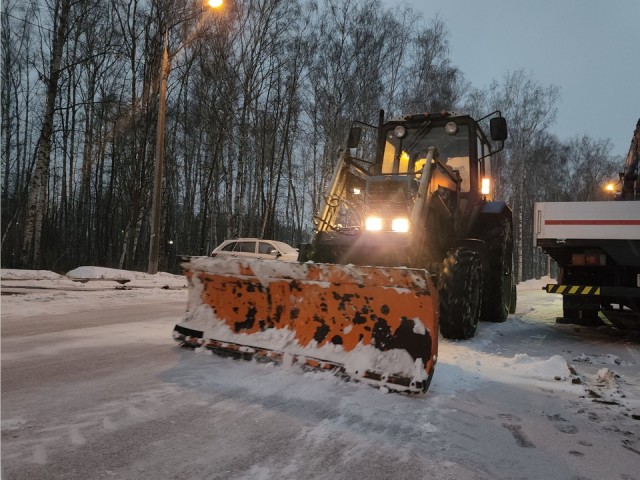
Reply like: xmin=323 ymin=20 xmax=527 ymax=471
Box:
xmin=2 ymin=266 xmax=639 ymax=479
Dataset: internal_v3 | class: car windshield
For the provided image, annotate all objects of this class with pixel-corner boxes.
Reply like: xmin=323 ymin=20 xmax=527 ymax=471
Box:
xmin=381 ymin=123 xmax=471 ymax=191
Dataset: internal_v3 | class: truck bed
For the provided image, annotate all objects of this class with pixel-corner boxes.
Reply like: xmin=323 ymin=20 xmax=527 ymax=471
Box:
xmin=534 ymin=201 xmax=640 ymax=241
xmin=534 ymin=201 xmax=640 ymax=268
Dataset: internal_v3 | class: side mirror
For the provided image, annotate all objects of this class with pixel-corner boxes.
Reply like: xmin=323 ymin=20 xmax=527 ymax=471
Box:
xmin=347 ymin=127 xmax=362 ymax=149
xmin=269 ymin=249 xmax=281 ymax=257
xmin=490 ymin=117 xmax=508 ymax=142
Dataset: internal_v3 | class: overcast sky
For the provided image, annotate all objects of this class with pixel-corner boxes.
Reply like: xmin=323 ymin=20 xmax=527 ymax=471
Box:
xmin=386 ymin=0 xmax=639 ymax=158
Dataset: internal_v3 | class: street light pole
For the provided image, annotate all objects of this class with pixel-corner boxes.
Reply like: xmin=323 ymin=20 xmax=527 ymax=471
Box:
xmin=147 ymin=1 xmax=223 ymax=274
xmin=148 ymin=30 xmax=169 ymax=274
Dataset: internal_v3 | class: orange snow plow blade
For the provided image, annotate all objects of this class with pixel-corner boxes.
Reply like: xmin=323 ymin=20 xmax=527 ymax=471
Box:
xmin=173 ymin=256 xmax=439 ymax=393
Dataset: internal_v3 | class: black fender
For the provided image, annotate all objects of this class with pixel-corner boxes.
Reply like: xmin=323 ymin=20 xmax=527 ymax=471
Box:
xmin=468 ymin=202 xmax=512 ymax=238
xmin=464 ymin=201 xmax=513 ymax=244
xmin=453 ymin=238 xmax=486 ymax=256
xmin=469 ymin=201 xmax=514 ymax=257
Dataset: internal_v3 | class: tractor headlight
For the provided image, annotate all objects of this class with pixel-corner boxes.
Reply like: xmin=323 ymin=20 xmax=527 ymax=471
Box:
xmin=393 ymin=125 xmax=407 ymax=138
xmin=365 ymin=216 xmax=383 ymax=231
xmin=365 ymin=216 xmax=410 ymax=232
xmin=445 ymin=121 xmax=459 ymax=135
xmin=392 ymin=218 xmax=410 ymax=232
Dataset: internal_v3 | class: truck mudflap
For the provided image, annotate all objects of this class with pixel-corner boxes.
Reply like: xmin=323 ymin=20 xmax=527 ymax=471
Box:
xmin=173 ymin=256 xmax=439 ymax=393
xmin=545 ymin=284 xmax=640 ymax=298
xmin=545 ymin=283 xmax=640 ymax=328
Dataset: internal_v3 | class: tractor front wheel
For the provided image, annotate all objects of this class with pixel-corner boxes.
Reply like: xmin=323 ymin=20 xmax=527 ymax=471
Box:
xmin=439 ymin=248 xmax=483 ymax=340
xmin=481 ymin=218 xmax=514 ymax=323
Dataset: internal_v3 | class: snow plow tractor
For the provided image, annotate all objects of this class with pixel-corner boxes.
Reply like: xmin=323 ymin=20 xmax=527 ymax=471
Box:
xmin=300 ymin=110 xmax=515 ymax=339
xmin=173 ymin=110 xmax=514 ymax=393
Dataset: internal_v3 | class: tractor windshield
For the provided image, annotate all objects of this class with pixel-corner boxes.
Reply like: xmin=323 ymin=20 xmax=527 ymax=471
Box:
xmin=381 ymin=123 xmax=471 ymax=191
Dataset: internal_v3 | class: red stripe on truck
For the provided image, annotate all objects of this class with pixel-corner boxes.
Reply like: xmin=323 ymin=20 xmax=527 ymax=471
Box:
xmin=545 ymin=220 xmax=640 ymax=226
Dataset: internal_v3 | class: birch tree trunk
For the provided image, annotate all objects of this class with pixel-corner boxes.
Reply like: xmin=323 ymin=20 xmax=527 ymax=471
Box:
xmin=21 ymin=0 xmax=72 ymax=267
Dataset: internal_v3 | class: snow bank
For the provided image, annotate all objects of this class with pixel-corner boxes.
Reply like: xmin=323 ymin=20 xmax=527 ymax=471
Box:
xmin=1 ymin=269 xmax=64 ymax=281
xmin=1 ymin=266 xmax=187 ymax=290
xmin=517 ymin=276 xmax=555 ymax=291
xmin=66 ymin=266 xmax=186 ymax=288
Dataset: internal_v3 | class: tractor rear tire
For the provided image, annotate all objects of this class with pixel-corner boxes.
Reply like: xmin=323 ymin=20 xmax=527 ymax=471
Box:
xmin=480 ymin=218 xmax=514 ymax=323
xmin=439 ymin=248 xmax=483 ymax=340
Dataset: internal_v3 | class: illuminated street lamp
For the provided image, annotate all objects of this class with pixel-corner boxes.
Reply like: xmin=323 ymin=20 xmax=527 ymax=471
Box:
xmin=148 ymin=1 xmax=223 ymax=274
xmin=605 ymin=182 xmax=616 ymax=200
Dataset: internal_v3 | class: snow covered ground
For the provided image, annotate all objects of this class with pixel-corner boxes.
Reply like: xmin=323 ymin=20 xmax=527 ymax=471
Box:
xmin=2 ymin=266 xmax=639 ymax=479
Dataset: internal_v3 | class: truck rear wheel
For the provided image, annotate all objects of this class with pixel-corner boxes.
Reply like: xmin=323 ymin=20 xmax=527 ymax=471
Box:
xmin=439 ymin=248 xmax=483 ymax=340
xmin=559 ymin=296 xmax=603 ymax=326
xmin=481 ymin=218 xmax=514 ymax=323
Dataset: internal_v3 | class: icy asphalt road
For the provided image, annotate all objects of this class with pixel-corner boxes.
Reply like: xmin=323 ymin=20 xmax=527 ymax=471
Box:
xmin=1 ymin=286 xmax=639 ymax=480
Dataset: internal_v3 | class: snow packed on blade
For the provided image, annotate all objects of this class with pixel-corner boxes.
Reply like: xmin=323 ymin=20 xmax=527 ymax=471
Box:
xmin=173 ymin=256 xmax=439 ymax=392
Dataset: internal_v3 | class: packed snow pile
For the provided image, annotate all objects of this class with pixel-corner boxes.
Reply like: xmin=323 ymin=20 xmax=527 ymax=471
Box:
xmin=0 ymin=269 xmax=64 ymax=281
xmin=443 ymin=341 xmax=579 ymax=392
xmin=501 ymin=353 xmax=572 ymax=380
xmin=66 ymin=266 xmax=187 ymax=288
xmin=1 ymin=267 xmax=188 ymax=317
xmin=2 ymin=266 xmax=187 ymax=289
xmin=516 ymin=276 xmax=555 ymax=290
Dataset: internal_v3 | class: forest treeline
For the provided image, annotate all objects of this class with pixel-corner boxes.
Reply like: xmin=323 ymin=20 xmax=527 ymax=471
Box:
xmin=1 ymin=0 xmax=623 ymax=278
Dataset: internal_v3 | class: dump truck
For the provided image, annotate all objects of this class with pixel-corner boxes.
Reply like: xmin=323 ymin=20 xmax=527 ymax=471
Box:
xmin=173 ymin=110 xmax=514 ymax=392
xmin=534 ymin=119 xmax=640 ymax=329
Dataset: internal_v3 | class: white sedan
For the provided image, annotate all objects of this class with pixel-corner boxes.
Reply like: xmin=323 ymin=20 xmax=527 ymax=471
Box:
xmin=210 ymin=237 xmax=299 ymax=262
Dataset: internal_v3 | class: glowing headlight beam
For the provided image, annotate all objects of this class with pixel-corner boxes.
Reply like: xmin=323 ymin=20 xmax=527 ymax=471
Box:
xmin=365 ymin=217 xmax=383 ymax=231
xmin=392 ymin=218 xmax=410 ymax=232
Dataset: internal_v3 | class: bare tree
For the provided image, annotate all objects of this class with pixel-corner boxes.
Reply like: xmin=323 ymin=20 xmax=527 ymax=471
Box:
xmin=20 ymin=0 xmax=75 ymax=267
xmin=566 ymin=136 xmax=619 ymax=201
xmin=401 ymin=16 xmax=462 ymax=113
xmin=1 ymin=0 xmax=39 ymax=250
xmin=5 ymin=0 xmax=534 ymax=273
xmin=489 ymin=70 xmax=560 ymax=282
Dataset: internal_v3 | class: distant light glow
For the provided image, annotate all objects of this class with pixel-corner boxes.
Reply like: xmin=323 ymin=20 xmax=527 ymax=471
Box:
xmin=208 ymin=0 xmax=223 ymax=8
xmin=605 ymin=183 xmax=615 ymax=192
